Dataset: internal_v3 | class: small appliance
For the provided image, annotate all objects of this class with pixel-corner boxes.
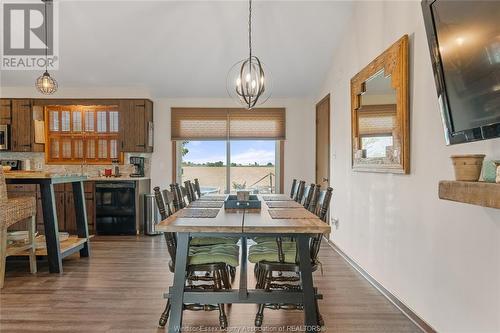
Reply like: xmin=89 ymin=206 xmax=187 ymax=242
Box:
xmin=0 ymin=160 xmax=21 ymax=170
xmin=130 ymin=156 xmax=145 ymax=177
xmin=0 ymin=125 xmax=9 ymax=150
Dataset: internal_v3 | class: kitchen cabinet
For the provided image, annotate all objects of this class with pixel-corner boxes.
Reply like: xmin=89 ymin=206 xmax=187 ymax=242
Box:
xmin=11 ymin=99 xmax=32 ymax=152
xmin=0 ymin=99 xmax=43 ymax=152
xmin=120 ymin=99 xmax=153 ymax=153
xmin=0 ymin=99 xmax=11 ymax=124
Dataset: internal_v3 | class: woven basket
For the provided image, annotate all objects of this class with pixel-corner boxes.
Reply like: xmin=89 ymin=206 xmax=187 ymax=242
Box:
xmin=451 ymin=154 xmax=485 ymax=181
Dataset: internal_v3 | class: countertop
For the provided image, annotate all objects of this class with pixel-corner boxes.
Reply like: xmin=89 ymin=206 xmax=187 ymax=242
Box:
xmin=87 ymin=176 xmax=150 ymax=182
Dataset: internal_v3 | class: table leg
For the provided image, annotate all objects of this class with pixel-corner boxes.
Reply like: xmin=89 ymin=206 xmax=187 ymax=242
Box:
xmin=168 ymin=232 xmax=190 ymax=332
xmin=297 ymin=235 xmax=319 ymax=330
xmin=39 ymin=183 xmax=63 ymax=274
xmin=72 ymin=181 xmax=90 ymax=257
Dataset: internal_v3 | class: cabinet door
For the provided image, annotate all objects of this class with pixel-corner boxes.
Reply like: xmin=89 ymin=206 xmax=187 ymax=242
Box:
xmin=85 ymin=195 xmax=95 ymax=235
xmin=120 ymin=99 xmax=147 ymax=152
xmin=64 ymin=191 xmax=77 ymax=234
xmin=145 ymin=100 xmax=153 ymax=153
xmin=11 ymin=100 xmax=32 ymax=151
xmin=0 ymin=99 xmax=11 ymax=124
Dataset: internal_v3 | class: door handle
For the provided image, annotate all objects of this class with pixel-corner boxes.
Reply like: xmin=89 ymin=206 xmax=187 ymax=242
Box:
xmin=322 ymin=177 xmax=329 ymax=182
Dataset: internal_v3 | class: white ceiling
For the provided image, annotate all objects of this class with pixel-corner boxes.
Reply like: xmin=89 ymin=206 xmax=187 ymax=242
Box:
xmin=0 ymin=1 xmax=353 ymax=98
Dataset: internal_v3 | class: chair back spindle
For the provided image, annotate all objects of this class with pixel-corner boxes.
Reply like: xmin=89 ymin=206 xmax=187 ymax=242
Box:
xmin=184 ymin=180 xmax=195 ymax=203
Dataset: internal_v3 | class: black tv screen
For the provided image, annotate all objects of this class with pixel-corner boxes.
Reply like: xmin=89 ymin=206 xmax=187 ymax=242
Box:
xmin=422 ymin=0 xmax=500 ymax=144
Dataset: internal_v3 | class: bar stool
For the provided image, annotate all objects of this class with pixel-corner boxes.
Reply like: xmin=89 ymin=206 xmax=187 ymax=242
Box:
xmin=0 ymin=168 xmax=37 ymax=288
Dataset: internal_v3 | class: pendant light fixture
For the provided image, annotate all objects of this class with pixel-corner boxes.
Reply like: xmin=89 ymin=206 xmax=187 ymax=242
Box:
xmin=35 ymin=0 xmax=58 ymax=95
xmin=227 ymin=0 xmax=270 ymax=109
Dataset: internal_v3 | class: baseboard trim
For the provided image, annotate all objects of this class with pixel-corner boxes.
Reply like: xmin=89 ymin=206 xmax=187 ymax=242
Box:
xmin=325 ymin=238 xmax=437 ymax=333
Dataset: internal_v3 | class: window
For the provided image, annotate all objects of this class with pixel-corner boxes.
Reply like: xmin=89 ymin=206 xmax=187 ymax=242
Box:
xmin=45 ymin=105 xmax=120 ymax=164
xmin=178 ymin=140 xmax=279 ymax=194
xmin=172 ymin=107 xmax=285 ymax=194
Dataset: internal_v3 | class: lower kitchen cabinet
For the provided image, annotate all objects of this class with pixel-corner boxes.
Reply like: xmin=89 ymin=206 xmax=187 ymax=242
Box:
xmin=6 ymin=181 xmax=96 ymax=235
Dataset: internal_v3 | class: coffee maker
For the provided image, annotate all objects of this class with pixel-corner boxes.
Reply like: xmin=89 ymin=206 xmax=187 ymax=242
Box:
xmin=129 ymin=156 xmax=145 ymax=177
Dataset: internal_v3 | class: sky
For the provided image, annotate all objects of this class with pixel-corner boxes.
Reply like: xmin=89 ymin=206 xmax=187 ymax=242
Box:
xmin=183 ymin=140 xmax=275 ymax=165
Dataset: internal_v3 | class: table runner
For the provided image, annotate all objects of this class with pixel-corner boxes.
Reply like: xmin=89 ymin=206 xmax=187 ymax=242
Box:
xmin=261 ymin=195 xmax=293 ymax=201
xmin=198 ymin=195 xmax=227 ymax=201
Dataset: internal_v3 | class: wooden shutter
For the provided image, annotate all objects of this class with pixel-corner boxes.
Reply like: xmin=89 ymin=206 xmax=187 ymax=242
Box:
xmin=171 ymin=107 xmax=286 ymax=140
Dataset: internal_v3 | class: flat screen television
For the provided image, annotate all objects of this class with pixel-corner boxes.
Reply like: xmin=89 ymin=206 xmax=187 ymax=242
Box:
xmin=421 ymin=0 xmax=500 ymax=144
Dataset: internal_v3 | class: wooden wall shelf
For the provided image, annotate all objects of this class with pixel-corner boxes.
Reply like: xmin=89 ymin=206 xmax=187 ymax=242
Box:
xmin=439 ymin=181 xmax=500 ymax=209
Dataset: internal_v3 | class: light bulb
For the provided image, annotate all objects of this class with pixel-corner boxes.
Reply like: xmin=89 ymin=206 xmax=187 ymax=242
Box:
xmin=236 ymin=77 xmax=241 ymax=86
xmin=251 ymin=80 xmax=256 ymax=88
xmin=245 ymin=73 xmax=251 ymax=82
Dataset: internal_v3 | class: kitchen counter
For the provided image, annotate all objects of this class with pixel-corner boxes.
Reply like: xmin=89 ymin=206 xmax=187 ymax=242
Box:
xmin=87 ymin=176 xmax=150 ymax=181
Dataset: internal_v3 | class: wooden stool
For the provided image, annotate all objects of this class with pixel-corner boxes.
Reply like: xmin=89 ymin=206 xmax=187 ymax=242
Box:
xmin=0 ymin=169 xmax=37 ymax=288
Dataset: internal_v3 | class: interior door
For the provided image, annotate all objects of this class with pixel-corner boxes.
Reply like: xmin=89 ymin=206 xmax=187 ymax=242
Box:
xmin=316 ymin=94 xmax=330 ymax=189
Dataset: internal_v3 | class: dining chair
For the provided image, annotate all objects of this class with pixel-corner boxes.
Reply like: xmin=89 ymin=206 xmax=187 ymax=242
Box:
xmin=153 ymin=186 xmax=239 ymax=329
xmin=307 ymin=184 xmax=321 ymax=213
xmin=0 ymin=168 xmax=37 ymax=288
xmin=194 ymin=178 xmax=202 ymax=198
xmin=248 ymin=186 xmax=333 ymax=327
xmin=183 ymin=180 xmax=196 ymax=203
xmin=302 ymin=183 xmax=316 ymax=209
xmin=293 ymin=180 xmax=306 ymax=203
xmin=170 ymin=183 xmax=186 ymax=210
xmin=289 ymin=179 xmax=298 ymax=198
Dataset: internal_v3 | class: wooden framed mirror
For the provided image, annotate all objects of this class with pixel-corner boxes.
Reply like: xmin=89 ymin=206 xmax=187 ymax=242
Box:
xmin=351 ymin=35 xmax=409 ymax=174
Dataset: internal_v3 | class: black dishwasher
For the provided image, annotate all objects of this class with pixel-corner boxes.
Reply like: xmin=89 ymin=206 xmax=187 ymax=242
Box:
xmin=95 ymin=181 xmax=136 ymax=235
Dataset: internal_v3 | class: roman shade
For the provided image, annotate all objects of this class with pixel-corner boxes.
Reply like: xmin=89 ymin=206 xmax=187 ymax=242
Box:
xmin=357 ymin=104 xmax=396 ymax=136
xmin=171 ymin=107 xmax=286 ymax=140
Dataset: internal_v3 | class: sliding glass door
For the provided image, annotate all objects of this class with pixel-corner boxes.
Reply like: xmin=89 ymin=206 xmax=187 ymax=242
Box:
xmin=178 ymin=140 xmax=278 ymax=194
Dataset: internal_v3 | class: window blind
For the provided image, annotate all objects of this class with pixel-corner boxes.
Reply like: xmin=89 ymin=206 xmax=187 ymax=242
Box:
xmin=357 ymin=104 xmax=396 ymax=136
xmin=171 ymin=107 xmax=286 ymax=140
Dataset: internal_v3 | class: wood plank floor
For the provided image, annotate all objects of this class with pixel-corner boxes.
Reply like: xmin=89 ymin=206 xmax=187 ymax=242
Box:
xmin=0 ymin=236 xmax=421 ymax=332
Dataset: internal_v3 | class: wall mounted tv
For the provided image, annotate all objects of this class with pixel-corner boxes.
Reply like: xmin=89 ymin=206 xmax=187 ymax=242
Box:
xmin=422 ymin=0 xmax=500 ymax=145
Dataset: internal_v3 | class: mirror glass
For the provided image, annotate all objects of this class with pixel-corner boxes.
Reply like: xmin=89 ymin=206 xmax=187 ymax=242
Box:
xmin=354 ymin=69 xmax=400 ymax=166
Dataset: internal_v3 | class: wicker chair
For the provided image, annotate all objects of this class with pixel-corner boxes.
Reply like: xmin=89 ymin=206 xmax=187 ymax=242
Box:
xmin=0 ymin=168 xmax=37 ymax=288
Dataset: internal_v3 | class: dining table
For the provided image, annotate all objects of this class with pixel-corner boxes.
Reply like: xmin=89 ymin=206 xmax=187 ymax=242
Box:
xmin=5 ymin=171 xmax=91 ymax=273
xmin=157 ymin=193 xmax=330 ymax=332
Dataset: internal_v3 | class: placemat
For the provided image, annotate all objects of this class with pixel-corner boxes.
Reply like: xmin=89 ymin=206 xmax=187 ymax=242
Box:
xmin=177 ymin=209 xmax=220 ymax=218
xmin=188 ymin=201 xmax=224 ymax=208
xmin=261 ymin=195 xmax=293 ymax=201
xmin=266 ymin=201 xmax=303 ymax=208
xmin=198 ymin=195 xmax=227 ymax=201
xmin=268 ymin=209 xmax=318 ymax=219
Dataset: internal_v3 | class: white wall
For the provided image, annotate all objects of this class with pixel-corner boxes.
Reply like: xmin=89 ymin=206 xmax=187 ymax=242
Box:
xmin=0 ymin=86 xmax=315 ymax=192
xmin=150 ymin=98 xmax=315 ymax=192
xmin=317 ymin=1 xmax=500 ymax=332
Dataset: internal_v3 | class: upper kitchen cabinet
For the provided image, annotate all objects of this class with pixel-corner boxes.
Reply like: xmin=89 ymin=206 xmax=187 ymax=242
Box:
xmin=0 ymin=99 xmax=11 ymax=124
xmin=9 ymin=99 xmax=44 ymax=152
xmin=119 ymin=99 xmax=153 ymax=153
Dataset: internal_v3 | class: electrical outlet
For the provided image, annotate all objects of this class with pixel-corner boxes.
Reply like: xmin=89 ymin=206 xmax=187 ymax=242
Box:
xmin=331 ymin=217 xmax=339 ymax=229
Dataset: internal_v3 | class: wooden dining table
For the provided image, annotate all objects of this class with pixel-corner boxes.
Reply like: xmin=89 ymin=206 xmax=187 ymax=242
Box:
xmin=157 ymin=194 xmax=330 ymax=332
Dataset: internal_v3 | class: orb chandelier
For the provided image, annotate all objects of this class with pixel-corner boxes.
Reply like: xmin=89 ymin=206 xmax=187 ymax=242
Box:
xmin=227 ymin=0 xmax=270 ymax=109
xmin=35 ymin=0 xmax=58 ymax=95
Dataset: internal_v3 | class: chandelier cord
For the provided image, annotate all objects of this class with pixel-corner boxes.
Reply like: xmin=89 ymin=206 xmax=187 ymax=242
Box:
xmin=248 ymin=0 xmax=252 ymax=63
xmin=44 ymin=0 xmax=48 ymax=72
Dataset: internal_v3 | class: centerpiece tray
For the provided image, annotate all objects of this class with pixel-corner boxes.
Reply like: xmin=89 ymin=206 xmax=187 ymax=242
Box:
xmin=224 ymin=194 xmax=261 ymax=210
